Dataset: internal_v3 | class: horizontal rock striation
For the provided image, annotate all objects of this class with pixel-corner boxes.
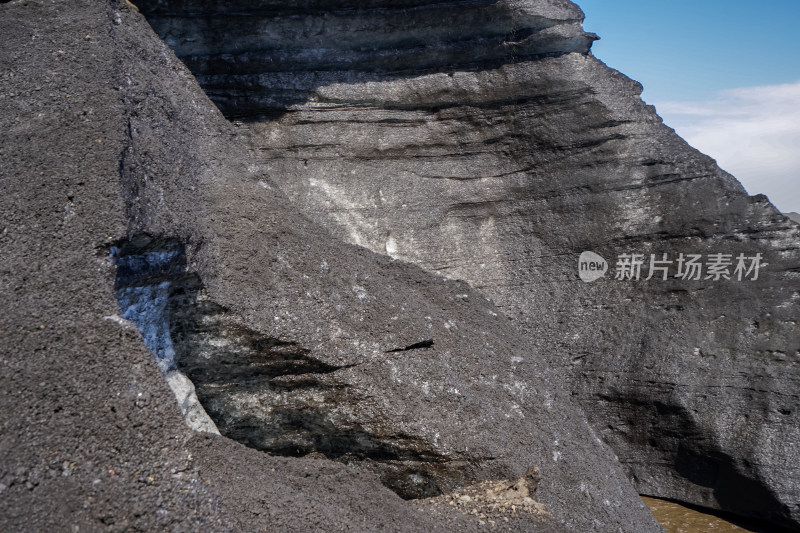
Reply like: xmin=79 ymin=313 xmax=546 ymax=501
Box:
xmin=137 ymin=0 xmax=800 ymax=529
xmin=138 ymin=0 xmax=596 ymax=119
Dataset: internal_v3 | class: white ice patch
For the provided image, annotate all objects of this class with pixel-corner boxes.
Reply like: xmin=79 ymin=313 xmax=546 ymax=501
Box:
xmin=385 ymin=233 xmax=397 ymax=256
xmin=117 ymin=281 xmax=176 ymax=373
xmin=103 ymin=314 xmax=135 ymax=329
xmin=165 ymin=370 xmax=220 ymax=434
xmin=112 ymin=245 xmax=219 ymax=434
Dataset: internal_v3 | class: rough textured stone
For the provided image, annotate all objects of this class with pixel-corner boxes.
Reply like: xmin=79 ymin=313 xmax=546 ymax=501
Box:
xmin=0 ymin=1 xmax=661 ymax=532
xmin=136 ymin=0 xmax=800 ymax=529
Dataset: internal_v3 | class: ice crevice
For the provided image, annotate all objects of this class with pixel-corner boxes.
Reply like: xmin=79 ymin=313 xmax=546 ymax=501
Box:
xmin=110 ymin=236 xmax=220 ymax=434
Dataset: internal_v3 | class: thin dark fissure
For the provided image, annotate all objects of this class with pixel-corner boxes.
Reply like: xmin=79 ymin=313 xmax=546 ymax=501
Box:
xmin=386 ymin=338 xmax=434 ymax=353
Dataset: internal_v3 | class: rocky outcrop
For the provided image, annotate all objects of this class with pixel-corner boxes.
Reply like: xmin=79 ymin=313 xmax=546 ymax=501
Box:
xmin=0 ymin=1 xmax=662 ymax=532
xmin=136 ymin=0 xmax=800 ymax=529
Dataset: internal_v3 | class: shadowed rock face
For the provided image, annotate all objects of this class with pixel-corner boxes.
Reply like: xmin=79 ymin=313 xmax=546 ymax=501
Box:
xmin=137 ymin=0 xmax=800 ymax=529
xmin=166 ymin=273 xmax=481 ymax=500
xmin=138 ymin=0 xmax=597 ymax=120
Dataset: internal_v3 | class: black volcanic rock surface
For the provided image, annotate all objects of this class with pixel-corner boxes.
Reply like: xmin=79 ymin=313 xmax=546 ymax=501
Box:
xmin=0 ymin=1 xmax=666 ymax=532
xmin=135 ymin=0 xmax=800 ymax=530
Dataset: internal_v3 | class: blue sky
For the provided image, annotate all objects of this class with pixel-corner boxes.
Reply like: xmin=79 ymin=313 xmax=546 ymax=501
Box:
xmin=577 ymin=0 xmax=800 ymax=213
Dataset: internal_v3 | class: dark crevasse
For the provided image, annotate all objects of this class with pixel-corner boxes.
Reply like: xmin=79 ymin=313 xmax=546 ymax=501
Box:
xmin=168 ymin=290 xmax=479 ymax=499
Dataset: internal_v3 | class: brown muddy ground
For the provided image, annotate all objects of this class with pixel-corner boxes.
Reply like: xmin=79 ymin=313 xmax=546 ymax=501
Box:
xmin=643 ymin=497 xmax=789 ymax=533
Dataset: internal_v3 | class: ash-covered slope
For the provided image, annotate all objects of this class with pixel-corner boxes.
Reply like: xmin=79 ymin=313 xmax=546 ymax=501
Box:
xmin=0 ymin=1 xmax=661 ymax=532
xmin=136 ymin=0 xmax=800 ymax=529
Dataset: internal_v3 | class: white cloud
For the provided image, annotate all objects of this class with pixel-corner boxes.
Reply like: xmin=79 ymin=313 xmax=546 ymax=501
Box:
xmin=654 ymin=81 xmax=800 ymax=213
